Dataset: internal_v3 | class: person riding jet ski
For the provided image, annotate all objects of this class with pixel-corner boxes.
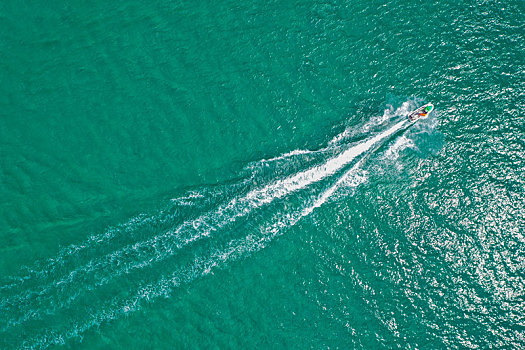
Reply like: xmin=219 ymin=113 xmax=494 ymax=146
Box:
xmin=408 ymin=103 xmax=434 ymax=122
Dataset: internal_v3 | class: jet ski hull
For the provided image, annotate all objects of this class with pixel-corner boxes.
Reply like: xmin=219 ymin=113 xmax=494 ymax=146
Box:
xmin=408 ymin=103 xmax=434 ymax=122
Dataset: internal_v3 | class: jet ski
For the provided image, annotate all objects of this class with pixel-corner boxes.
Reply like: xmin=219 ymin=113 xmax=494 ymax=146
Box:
xmin=408 ymin=103 xmax=434 ymax=122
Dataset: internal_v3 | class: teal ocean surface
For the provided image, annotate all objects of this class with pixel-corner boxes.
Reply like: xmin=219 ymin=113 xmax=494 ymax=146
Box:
xmin=1 ymin=0 xmax=524 ymax=348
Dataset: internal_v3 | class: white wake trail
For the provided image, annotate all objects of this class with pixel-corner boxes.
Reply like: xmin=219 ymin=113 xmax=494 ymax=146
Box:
xmin=21 ymin=119 xmax=409 ymax=349
xmin=2 ymin=103 xmax=412 ymax=295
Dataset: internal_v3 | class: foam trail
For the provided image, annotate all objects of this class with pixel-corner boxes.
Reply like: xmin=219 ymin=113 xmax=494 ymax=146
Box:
xmin=1 ymin=182 xmax=229 ymax=293
xmin=384 ymin=135 xmax=415 ymax=164
xmin=253 ymin=149 xmax=317 ymax=164
xmin=0 ymin=117 xmax=370 ymax=298
xmin=2 ymin=102 xmax=413 ymax=293
xmin=243 ymin=119 xmax=406 ymax=206
xmin=22 ymin=142 xmax=376 ymax=350
xmin=19 ymin=119 xmax=408 ymax=349
xmin=170 ymin=191 xmax=205 ymax=205
xmin=0 ymin=214 xmax=150 ymax=291
xmin=329 ymin=101 xmax=413 ymax=146
xmin=2 ymin=119 xmax=409 ymax=331
xmin=253 ymin=102 xmax=415 ymax=168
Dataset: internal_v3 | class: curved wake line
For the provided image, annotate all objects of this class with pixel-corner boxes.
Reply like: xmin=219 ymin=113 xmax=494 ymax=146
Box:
xmin=0 ymin=214 xmax=151 ymax=292
xmin=0 ymin=178 xmax=250 ymax=294
xmin=1 ymin=103 xmax=413 ymax=295
xmin=2 ymin=120 xmax=409 ymax=335
xmin=329 ymin=101 xmax=413 ymax=146
xmin=17 ymin=120 xmax=409 ymax=349
xmin=22 ymin=143 xmax=375 ymax=350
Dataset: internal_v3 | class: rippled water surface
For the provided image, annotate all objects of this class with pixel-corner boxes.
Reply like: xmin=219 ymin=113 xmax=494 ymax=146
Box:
xmin=1 ymin=0 xmax=524 ymax=348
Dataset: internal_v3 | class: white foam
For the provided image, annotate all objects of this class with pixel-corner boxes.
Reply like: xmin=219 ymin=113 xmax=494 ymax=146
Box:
xmin=384 ymin=135 xmax=415 ymax=160
xmin=258 ymin=149 xmax=314 ymax=162
xmin=170 ymin=191 xmax=205 ymax=205
xmin=21 ymin=118 xmax=405 ymax=349
xmin=9 ymin=116 xmax=410 ymax=346
xmin=4 ymin=100 xmax=417 ymax=298
xmin=329 ymin=102 xmax=412 ymax=146
xmin=242 ymin=120 xmax=406 ymax=207
xmin=4 ymin=119 xmax=409 ymax=334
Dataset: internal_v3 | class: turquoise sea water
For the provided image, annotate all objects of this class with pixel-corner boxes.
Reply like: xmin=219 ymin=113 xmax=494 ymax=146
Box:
xmin=1 ymin=0 xmax=524 ymax=348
